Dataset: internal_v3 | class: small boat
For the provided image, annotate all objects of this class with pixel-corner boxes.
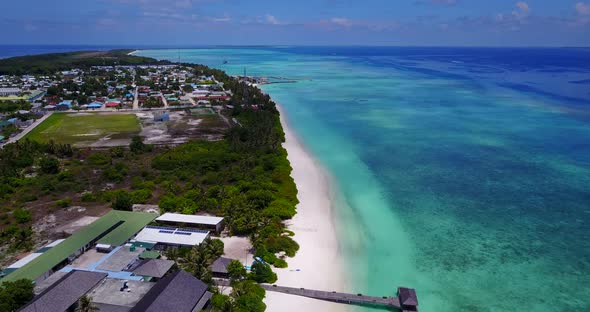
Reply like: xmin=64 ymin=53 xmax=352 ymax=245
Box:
xmin=223 ymin=60 xmax=228 ymax=64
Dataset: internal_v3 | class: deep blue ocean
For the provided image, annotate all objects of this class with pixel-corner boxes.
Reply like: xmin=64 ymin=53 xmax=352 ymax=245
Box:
xmin=3 ymin=45 xmax=589 ymax=311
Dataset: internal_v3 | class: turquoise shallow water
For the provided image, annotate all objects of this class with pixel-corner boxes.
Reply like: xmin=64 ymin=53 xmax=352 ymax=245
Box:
xmin=138 ymin=47 xmax=590 ymax=311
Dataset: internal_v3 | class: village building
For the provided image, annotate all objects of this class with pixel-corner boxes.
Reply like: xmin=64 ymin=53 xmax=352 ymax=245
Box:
xmin=0 ymin=87 xmax=21 ymax=96
xmin=19 ymin=270 xmax=108 ymax=312
xmin=156 ymin=212 xmax=225 ymax=234
xmin=131 ymin=259 xmax=175 ymax=281
xmin=130 ymin=270 xmax=212 ymax=312
xmin=131 ymin=226 xmax=210 ymax=249
xmin=210 ymin=257 xmax=233 ymax=279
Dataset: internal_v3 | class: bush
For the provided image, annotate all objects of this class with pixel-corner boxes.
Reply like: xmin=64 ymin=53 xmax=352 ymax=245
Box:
xmin=102 ymin=167 xmax=125 ymax=182
xmin=113 ymin=192 xmax=132 ymax=211
xmin=86 ymin=153 xmax=111 ymax=166
xmin=263 ymin=199 xmax=296 ymax=219
xmin=110 ymin=146 xmax=125 ymax=158
xmin=273 ymin=258 xmax=288 ymax=268
xmin=130 ymin=136 xmax=151 ymax=154
xmin=264 ymin=235 xmax=299 ymax=257
xmin=13 ymin=209 xmax=32 ymax=224
xmin=55 ymin=198 xmax=72 ymax=208
xmin=227 ymin=260 xmax=247 ymax=283
xmin=39 ymin=157 xmax=60 ymax=174
xmin=57 ymin=171 xmax=74 ymax=181
xmin=80 ymin=192 xmax=95 ymax=202
xmin=0 ymin=279 xmax=34 ymax=312
xmin=249 ymin=261 xmax=277 ymax=284
xmin=232 ymin=280 xmax=266 ymax=312
xmin=130 ymin=189 xmax=152 ymax=204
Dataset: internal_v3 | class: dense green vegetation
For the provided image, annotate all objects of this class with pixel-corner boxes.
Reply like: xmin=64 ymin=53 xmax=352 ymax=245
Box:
xmin=2 ymin=68 xmax=298 ymax=261
xmin=0 ymin=100 xmax=31 ymax=114
xmin=0 ymin=50 xmax=164 ymax=75
xmin=0 ymin=279 xmax=34 ymax=311
xmin=167 ymin=238 xmax=224 ymax=283
xmin=211 ymin=280 xmax=267 ymax=312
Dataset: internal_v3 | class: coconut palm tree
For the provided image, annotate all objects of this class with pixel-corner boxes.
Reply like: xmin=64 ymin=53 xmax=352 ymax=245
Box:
xmin=75 ymin=295 xmax=99 ymax=312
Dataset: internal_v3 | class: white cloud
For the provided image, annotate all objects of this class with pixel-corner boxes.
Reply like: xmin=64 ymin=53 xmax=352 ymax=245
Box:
xmin=209 ymin=14 xmax=231 ymax=22
xmin=511 ymin=1 xmax=530 ymax=20
xmin=576 ymin=2 xmax=590 ymax=15
xmin=265 ymin=15 xmax=280 ymax=25
xmin=330 ymin=17 xmax=353 ymax=27
xmin=515 ymin=1 xmax=530 ymax=13
xmin=142 ymin=11 xmax=182 ymax=19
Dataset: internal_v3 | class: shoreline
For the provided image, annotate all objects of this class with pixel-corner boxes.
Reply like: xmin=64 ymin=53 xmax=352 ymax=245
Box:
xmin=263 ymin=104 xmax=349 ymax=312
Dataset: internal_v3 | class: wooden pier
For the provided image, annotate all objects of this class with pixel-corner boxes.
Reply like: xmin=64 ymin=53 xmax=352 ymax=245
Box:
xmin=215 ymin=279 xmax=418 ymax=311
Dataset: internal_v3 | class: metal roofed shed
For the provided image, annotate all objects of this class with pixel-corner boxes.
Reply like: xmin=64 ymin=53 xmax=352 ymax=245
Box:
xmin=2 ymin=211 xmax=157 ymax=283
xmin=130 ymin=270 xmax=211 ymax=312
xmin=398 ymin=287 xmax=419 ymax=311
xmin=210 ymin=257 xmax=233 ymax=278
xmin=156 ymin=213 xmax=225 ymax=234
xmin=19 ymin=270 xmax=107 ymax=312
xmin=132 ymin=226 xmax=210 ymax=249
xmin=139 ymin=250 xmax=160 ymax=259
xmin=96 ymin=243 xmax=114 ymax=253
xmin=132 ymin=259 xmax=175 ymax=279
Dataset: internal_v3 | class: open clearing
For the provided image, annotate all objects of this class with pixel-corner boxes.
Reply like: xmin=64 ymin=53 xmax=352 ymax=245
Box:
xmin=25 ymin=113 xmax=141 ymax=146
xmin=24 ymin=110 xmax=229 ymax=147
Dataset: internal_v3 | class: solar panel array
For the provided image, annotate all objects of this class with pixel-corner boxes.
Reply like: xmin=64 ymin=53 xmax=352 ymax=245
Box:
xmin=179 ymin=228 xmax=209 ymax=234
xmin=144 ymin=225 xmax=208 ymax=237
xmin=146 ymin=225 xmax=175 ymax=230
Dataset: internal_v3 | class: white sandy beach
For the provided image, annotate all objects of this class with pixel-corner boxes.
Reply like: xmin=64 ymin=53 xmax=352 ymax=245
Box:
xmin=262 ymin=106 xmax=349 ymax=312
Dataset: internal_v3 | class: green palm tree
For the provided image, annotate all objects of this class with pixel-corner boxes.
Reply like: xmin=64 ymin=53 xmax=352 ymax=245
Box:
xmin=75 ymin=295 xmax=99 ymax=312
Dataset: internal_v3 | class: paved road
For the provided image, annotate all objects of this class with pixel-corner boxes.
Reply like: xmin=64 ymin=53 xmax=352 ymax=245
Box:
xmin=132 ymin=87 xmax=139 ymax=110
xmin=161 ymin=94 xmax=169 ymax=108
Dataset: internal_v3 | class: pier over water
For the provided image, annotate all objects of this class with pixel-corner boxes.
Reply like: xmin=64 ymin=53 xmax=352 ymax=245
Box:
xmin=215 ymin=279 xmax=418 ymax=311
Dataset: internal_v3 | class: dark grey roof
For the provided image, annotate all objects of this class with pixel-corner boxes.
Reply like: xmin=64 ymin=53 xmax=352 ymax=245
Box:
xmin=94 ymin=303 xmax=132 ymax=312
xmin=398 ymin=287 xmax=418 ymax=306
xmin=209 ymin=257 xmax=233 ymax=274
xmin=132 ymin=259 xmax=175 ymax=278
xmin=193 ymin=292 xmax=213 ymax=312
xmin=19 ymin=270 xmax=107 ymax=312
xmin=130 ymin=270 xmax=208 ymax=312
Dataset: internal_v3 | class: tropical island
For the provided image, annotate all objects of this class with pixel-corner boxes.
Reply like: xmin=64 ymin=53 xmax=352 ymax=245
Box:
xmin=0 ymin=50 xmax=300 ymax=312
xmin=0 ymin=49 xmax=419 ymax=312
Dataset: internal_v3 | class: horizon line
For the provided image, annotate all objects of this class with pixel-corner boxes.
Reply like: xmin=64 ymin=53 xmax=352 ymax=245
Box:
xmin=1 ymin=44 xmax=589 ymax=49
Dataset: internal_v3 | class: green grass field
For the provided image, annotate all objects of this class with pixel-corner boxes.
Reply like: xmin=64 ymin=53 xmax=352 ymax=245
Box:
xmin=25 ymin=113 xmax=141 ymax=144
xmin=190 ymin=107 xmax=216 ymax=116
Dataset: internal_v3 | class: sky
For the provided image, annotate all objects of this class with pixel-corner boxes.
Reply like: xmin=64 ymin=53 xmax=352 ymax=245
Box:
xmin=1 ymin=0 xmax=589 ymax=46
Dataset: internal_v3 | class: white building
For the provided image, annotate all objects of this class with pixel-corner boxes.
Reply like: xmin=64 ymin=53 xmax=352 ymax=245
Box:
xmin=156 ymin=213 xmax=224 ymax=233
xmin=0 ymin=87 xmax=21 ymax=96
xmin=132 ymin=226 xmax=210 ymax=249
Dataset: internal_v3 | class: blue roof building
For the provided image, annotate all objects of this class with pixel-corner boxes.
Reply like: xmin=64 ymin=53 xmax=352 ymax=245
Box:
xmin=57 ymin=100 xmax=73 ymax=108
xmin=87 ymin=102 xmax=103 ymax=109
